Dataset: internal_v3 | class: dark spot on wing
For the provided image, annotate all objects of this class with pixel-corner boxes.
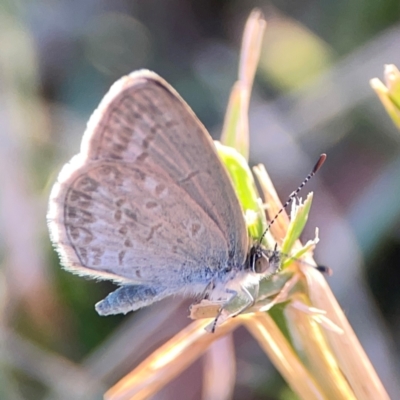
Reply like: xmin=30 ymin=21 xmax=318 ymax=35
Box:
xmin=119 ymin=226 xmax=128 ymax=235
xmin=78 ymin=177 xmax=99 ymax=192
xmin=124 ymin=209 xmax=137 ymax=221
xmin=116 ymin=198 xmax=125 ymax=207
xmin=191 ymin=223 xmax=201 ymax=236
xmin=91 ymin=247 xmax=104 ymax=266
xmin=155 ymin=183 xmax=166 ymax=196
xmin=146 ymin=223 xmax=162 ymax=241
xmin=145 ymin=201 xmax=158 ymax=209
xmin=69 ymin=190 xmax=92 ymax=203
xmin=67 ymin=207 xmax=95 ymax=224
xmin=137 ymin=152 xmax=148 ymax=162
xmin=142 ymin=138 xmax=150 ymax=149
xmin=114 ymin=209 xmax=122 ymax=221
xmin=179 ymin=170 xmax=199 ymax=184
xmin=134 ymin=169 xmax=146 ymax=180
xmin=68 ymin=226 xmax=93 ymax=243
xmin=118 ymin=251 xmax=126 ymax=265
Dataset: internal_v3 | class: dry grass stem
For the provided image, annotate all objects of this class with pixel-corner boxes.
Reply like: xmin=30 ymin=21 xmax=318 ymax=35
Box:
xmin=202 ymin=335 xmax=236 ymax=400
xmin=302 ymin=266 xmax=390 ymax=400
xmin=243 ymin=313 xmax=327 ymax=399
xmin=221 ymin=9 xmax=266 ymax=159
xmin=105 ymin=319 xmax=243 ymax=400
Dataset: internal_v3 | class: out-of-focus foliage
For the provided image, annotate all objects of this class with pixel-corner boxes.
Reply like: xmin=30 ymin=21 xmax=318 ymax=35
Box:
xmin=371 ymin=64 xmax=400 ymax=128
xmin=1 ymin=1 xmax=400 ymax=399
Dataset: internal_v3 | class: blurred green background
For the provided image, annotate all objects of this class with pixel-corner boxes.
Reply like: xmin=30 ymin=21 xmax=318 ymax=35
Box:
xmin=1 ymin=1 xmax=400 ymax=399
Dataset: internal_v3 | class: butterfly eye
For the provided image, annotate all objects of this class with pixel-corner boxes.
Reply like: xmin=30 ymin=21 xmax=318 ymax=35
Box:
xmin=254 ymin=255 xmax=269 ymax=273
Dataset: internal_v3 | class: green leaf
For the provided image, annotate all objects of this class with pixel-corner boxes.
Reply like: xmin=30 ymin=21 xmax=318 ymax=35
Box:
xmin=281 ymin=193 xmax=313 ymax=257
xmin=215 ymin=141 xmax=266 ymax=239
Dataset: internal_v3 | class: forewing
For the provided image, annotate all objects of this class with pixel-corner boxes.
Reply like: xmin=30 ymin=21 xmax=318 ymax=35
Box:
xmin=82 ymin=70 xmax=247 ymax=263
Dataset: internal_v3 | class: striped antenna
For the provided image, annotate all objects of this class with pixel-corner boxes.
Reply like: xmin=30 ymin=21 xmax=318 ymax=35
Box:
xmin=259 ymin=154 xmax=326 ymax=244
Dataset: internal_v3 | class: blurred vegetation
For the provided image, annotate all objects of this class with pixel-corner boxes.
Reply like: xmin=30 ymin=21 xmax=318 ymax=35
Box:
xmin=1 ymin=1 xmax=400 ymax=399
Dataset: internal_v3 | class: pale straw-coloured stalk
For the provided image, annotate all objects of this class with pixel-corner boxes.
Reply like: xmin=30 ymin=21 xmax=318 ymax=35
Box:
xmin=106 ymin=9 xmax=389 ymax=400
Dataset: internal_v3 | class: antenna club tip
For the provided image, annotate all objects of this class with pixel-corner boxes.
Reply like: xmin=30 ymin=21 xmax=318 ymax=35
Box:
xmin=316 ymin=265 xmax=333 ymax=276
xmin=313 ymin=153 xmax=327 ymax=174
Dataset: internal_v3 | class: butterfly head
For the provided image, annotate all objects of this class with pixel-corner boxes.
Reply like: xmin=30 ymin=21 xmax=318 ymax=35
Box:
xmin=247 ymin=154 xmax=328 ymax=278
xmin=247 ymin=243 xmax=281 ymax=276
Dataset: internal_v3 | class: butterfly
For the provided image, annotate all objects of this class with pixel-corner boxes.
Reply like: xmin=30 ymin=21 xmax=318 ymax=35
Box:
xmin=48 ymin=70 xmax=323 ymax=330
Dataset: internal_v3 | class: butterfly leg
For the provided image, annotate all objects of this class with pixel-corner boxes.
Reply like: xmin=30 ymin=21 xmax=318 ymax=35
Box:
xmin=237 ymin=284 xmax=258 ymax=312
xmin=95 ymin=284 xmax=168 ymax=315
xmin=211 ymin=284 xmax=260 ymax=333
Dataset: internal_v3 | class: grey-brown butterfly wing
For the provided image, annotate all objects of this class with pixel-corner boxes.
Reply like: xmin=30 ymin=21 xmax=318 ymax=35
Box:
xmin=82 ymin=70 xmax=247 ymax=261
xmin=47 ymin=70 xmax=248 ymax=312
xmin=49 ymin=158 xmax=229 ymax=285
